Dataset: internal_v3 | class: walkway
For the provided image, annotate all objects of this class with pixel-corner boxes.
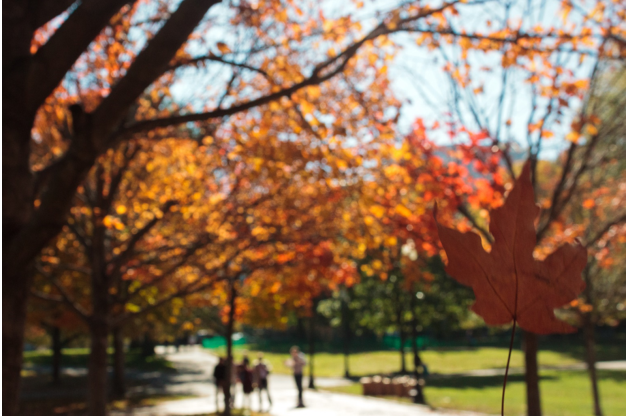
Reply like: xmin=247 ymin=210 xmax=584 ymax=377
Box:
xmin=131 ymin=347 xmax=475 ymax=416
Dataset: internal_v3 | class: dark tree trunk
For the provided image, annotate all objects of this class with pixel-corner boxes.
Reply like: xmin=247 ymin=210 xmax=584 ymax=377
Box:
xmin=51 ymin=326 xmax=62 ymax=383
xmin=583 ymin=314 xmax=602 ymax=415
xmin=524 ymin=332 xmax=542 ymax=416
xmin=398 ymin=328 xmax=406 ymax=374
xmin=396 ymin=304 xmax=406 ymax=374
xmin=410 ymin=295 xmax=425 ymax=404
xmin=308 ymin=313 xmax=316 ymax=389
xmin=141 ymin=332 xmax=155 ymax=358
xmin=112 ymin=327 xmax=126 ymax=399
xmin=582 ymin=266 xmax=602 ymax=416
xmin=224 ymin=278 xmax=236 ymax=416
xmin=88 ymin=320 xmax=110 ymax=415
xmin=296 ymin=316 xmax=306 ymax=343
xmin=2 ymin=270 xmax=32 ymax=415
xmin=341 ymin=294 xmax=351 ymax=379
xmin=3 ymin=82 xmax=36 ymax=409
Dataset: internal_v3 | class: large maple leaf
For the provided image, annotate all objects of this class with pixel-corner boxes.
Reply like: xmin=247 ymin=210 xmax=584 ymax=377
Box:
xmin=435 ymin=161 xmax=587 ymax=334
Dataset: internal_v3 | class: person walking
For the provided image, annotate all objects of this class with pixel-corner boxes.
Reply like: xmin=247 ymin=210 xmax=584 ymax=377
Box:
xmin=239 ymin=357 xmax=254 ymax=411
xmin=284 ymin=346 xmax=306 ymax=408
xmin=254 ymin=353 xmax=273 ymax=412
xmin=212 ymin=357 xmax=227 ymax=413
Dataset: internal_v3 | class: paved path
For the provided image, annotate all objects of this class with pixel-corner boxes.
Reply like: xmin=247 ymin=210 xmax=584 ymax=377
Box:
xmin=131 ymin=347 xmax=474 ymax=416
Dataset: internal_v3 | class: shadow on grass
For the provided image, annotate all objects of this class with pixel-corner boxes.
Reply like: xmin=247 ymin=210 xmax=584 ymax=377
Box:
xmin=426 ymin=373 xmax=554 ymax=389
xmin=425 ymin=370 xmax=626 ymax=390
xmin=23 ymin=349 xmax=175 ymax=373
xmin=18 ymin=393 xmax=194 ymax=416
xmin=594 ymin=370 xmax=626 ymax=383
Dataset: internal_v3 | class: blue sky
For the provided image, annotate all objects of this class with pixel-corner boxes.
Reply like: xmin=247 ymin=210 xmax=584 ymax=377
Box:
xmin=165 ymin=0 xmax=599 ymax=160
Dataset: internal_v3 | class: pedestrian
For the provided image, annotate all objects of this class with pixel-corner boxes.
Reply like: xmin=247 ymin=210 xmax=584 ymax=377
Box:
xmin=212 ymin=357 xmax=227 ymax=413
xmin=239 ymin=357 xmax=254 ymax=411
xmin=284 ymin=346 xmax=306 ymax=408
xmin=254 ymin=353 xmax=273 ymax=411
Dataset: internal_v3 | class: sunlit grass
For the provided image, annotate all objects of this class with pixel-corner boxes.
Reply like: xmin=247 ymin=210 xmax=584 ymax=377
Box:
xmin=206 ymin=346 xmax=586 ymax=378
xmin=324 ymin=370 xmax=626 ymax=416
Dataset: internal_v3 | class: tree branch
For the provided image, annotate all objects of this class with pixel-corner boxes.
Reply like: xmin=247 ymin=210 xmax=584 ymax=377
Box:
xmin=168 ymin=54 xmax=270 ymax=78
xmin=585 ymin=213 xmax=626 ymax=248
xmin=119 ymin=1 xmax=460 ymax=136
xmin=457 ymin=202 xmax=494 ymax=244
xmin=30 ymin=0 xmax=78 ymax=30
xmin=108 ymin=200 xmax=177 ymax=278
xmin=28 ymin=0 xmax=131 ymax=112
xmin=92 ymin=0 xmax=220 ymax=139
xmin=35 ymin=265 xmax=90 ymax=321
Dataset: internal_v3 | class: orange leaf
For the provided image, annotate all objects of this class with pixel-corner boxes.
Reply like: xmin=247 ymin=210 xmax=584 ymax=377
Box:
xmin=216 ymin=42 xmax=231 ymax=54
xmin=434 ymin=161 xmax=587 ymax=334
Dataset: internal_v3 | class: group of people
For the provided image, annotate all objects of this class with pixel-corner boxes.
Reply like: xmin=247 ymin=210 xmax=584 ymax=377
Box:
xmin=213 ymin=353 xmax=273 ymax=412
xmin=212 ymin=346 xmax=307 ymax=412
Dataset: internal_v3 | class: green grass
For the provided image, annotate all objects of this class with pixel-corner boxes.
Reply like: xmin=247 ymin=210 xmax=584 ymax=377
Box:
xmin=324 ymin=370 xmax=626 ymax=415
xmin=23 ymin=348 xmax=175 ymax=373
xmin=206 ymin=346 xmax=591 ymax=378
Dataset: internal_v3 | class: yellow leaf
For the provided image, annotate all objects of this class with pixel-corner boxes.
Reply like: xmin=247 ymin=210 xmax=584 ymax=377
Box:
xmin=370 ymin=205 xmax=386 ymax=219
xmin=116 ymin=206 xmax=127 ymax=215
xmin=336 ymin=159 xmax=348 ymax=170
xmin=395 ymin=204 xmax=412 ymax=218
xmin=103 ymin=216 xmax=115 ymax=228
xmin=125 ymin=303 xmax=140 ymax=313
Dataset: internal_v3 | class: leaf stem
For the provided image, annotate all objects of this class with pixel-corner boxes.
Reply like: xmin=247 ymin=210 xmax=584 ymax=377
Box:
xmin=501 ymin=318 xmax=517 ymax=416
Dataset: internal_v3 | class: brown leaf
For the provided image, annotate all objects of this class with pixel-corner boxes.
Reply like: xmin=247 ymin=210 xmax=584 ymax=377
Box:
xmin=435 ymin=161 xmax=587 ymax=334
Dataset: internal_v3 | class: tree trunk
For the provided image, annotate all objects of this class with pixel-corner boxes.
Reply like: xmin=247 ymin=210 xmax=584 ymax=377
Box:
xmin=224 ymin=278 xmax=236 ymax=416
xmin=583 ymin=314 xmax=602 ymax=415
xmin=397 ymin=304 xmax=406 ymax=374
xmin=141 ymin=332 xmax=155 ymax=358
xmin=88 ymin=320 xmax=110 ymax=415
xmin=341 ymin=295 xmax=351 ymax=379
xmin=3 ymin=14 xmax=36 ymax=408
xmin=308 ymin=314 xmax=316 ymax=389
xmin=296 ymin=316 xmax=306 ymax=343
xmin=582 ymin=265 xmax=602 ymax=416
xmin=112 ymin=327 xmax=126 ymax=399
xmin=51 ymin=326 xmax=62 ymax=383
xmin=2 ymin=271 xmax=32 ymax=415
xmin=524 ymin=332 xmax=542 ymax=416
xmin=410 ymin=296 xmax=425 ymax=404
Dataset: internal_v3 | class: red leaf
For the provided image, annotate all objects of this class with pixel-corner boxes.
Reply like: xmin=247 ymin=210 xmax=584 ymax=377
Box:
xmin=435 ymin=161 xmax=587 ymax=334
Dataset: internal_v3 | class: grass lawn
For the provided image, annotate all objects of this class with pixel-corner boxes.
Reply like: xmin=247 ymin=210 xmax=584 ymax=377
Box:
xmin=23 ymin=348 xmax=175 ymax=373
xmin=323 ymin=370 xmax=626 ymax=416
xmin=205 ymin=346 xmax=593 ymax=378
